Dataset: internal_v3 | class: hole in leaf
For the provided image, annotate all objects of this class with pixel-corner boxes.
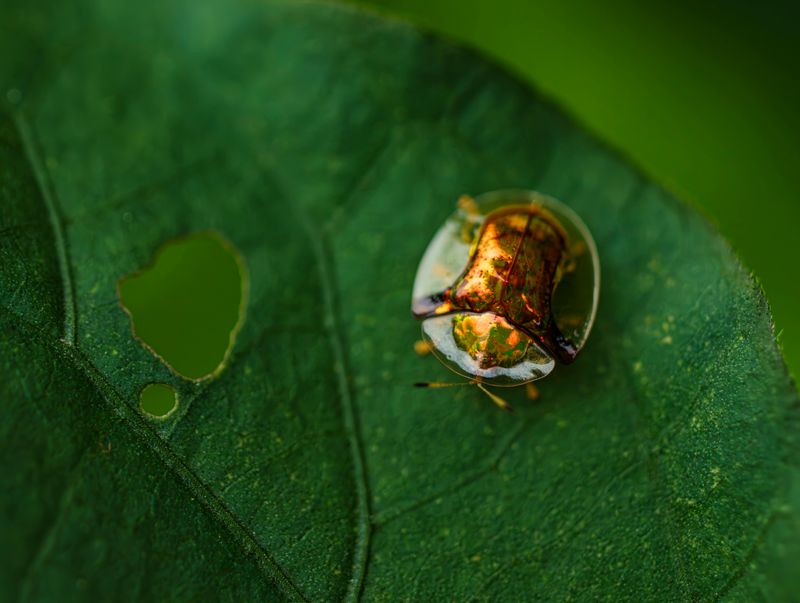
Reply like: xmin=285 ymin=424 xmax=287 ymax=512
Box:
xmin=140 ymin=383 xmax=178 ymax=418
xmin=119 ymin=231 xmax=246 ymax=380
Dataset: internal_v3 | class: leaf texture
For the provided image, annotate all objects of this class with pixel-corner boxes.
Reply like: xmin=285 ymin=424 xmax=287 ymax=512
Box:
xmin=1 ymin=1 xmax=798 ymax=601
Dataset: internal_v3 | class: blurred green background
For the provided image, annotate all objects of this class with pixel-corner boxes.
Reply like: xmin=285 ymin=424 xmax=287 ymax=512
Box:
xmin=353 ymin=0 xmax=800 ymax=378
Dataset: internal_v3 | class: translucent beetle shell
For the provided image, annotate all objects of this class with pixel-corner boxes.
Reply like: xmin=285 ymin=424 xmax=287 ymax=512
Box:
xmin=411 ymin=190 xmax=600 ymax=387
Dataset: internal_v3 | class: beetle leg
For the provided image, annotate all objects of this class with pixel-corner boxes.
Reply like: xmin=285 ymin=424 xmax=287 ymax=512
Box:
xmin=526 ymin=382 xmax=540 ymax=401
xmin=457 ymin=194 xmax=480 ymax=216
xmin=557 ymin=313 xmax=584 ymax=329
xmin=414 ymin=340 xmax=432 ymax=356
xmin=563 ymin=240 xmax=587 ymax=274
xmin=571 ymin=239 xmax=587 ymax=257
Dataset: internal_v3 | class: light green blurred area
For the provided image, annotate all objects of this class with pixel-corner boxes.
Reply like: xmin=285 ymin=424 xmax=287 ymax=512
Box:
xmin=118 ymin=232 xmax=243 ymax=380
xmin=139 ymin=383 xmax=178 ymax=418
xmin=354 ymin=0 xmax=800 ymax=378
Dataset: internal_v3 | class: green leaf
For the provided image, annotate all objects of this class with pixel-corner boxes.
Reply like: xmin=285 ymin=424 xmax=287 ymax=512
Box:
xmin=1 ymin=1 xmax=798 ymax=601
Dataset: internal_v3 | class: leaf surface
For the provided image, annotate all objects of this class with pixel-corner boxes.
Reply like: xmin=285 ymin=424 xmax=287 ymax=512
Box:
xmin=1 ymin=1 xmax=798 ymax=601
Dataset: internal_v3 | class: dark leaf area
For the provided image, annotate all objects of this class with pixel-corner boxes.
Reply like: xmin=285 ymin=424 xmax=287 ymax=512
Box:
xmin=1 ymin=1 xmax=798 ymax=600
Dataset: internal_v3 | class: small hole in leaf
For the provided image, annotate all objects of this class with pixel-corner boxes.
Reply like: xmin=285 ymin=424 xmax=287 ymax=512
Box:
xmin=119 ymin=231 xmax=246 ymax=380
xmin=140 ymin=383 xmax=178 ymax=418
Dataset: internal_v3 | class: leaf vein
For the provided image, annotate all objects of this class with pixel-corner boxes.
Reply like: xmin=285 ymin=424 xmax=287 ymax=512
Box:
xmin=14 ymin=112 xmax=77 ymax=345
xmin=711 ymin=508 xmax=785 ymax=602
xmin=298 ymin=203 xmax=372 ymax=603
xmin=3 ymin=307 xmax=309 ymax=603
xmin=66 ymin=345 xmax=310 ymax=602
xmin=371 ymin=418 xmax=529 ymax=526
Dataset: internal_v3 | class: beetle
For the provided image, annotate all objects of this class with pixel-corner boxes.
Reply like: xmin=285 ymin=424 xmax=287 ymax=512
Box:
xmin=411 ymin=190 xmax=599 ymax=411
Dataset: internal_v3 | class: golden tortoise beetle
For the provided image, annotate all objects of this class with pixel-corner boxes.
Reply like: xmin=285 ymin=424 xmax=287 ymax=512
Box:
xmin=411 ymin=190 xmax=600 ymax=411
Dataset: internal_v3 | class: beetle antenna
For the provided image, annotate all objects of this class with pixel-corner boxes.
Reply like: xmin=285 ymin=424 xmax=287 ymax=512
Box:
xmin=414 ymin=381 xmax=473 ymax=388
xmin=413 ymin=381 xmax=515 ymax=413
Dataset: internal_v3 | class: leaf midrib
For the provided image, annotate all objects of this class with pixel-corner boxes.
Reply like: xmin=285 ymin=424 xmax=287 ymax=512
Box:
xmin=3 ymin=305 xmax=308 ymax=602
xmin=10 ymin=112 xmax=308 ymax=602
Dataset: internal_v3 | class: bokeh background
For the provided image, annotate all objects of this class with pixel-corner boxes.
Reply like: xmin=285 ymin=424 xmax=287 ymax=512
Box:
xmin=353 ymin=0 xmax=800 ymax=378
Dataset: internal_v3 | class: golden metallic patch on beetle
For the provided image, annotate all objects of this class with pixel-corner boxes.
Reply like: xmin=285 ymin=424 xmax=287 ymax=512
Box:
xmin=413 ymin=204 xmax=578 ymax=364
xmin=433 ymin=303 xmax=452 ymax=315
xmin=451 ymin=313 xmax=531 ymax=369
